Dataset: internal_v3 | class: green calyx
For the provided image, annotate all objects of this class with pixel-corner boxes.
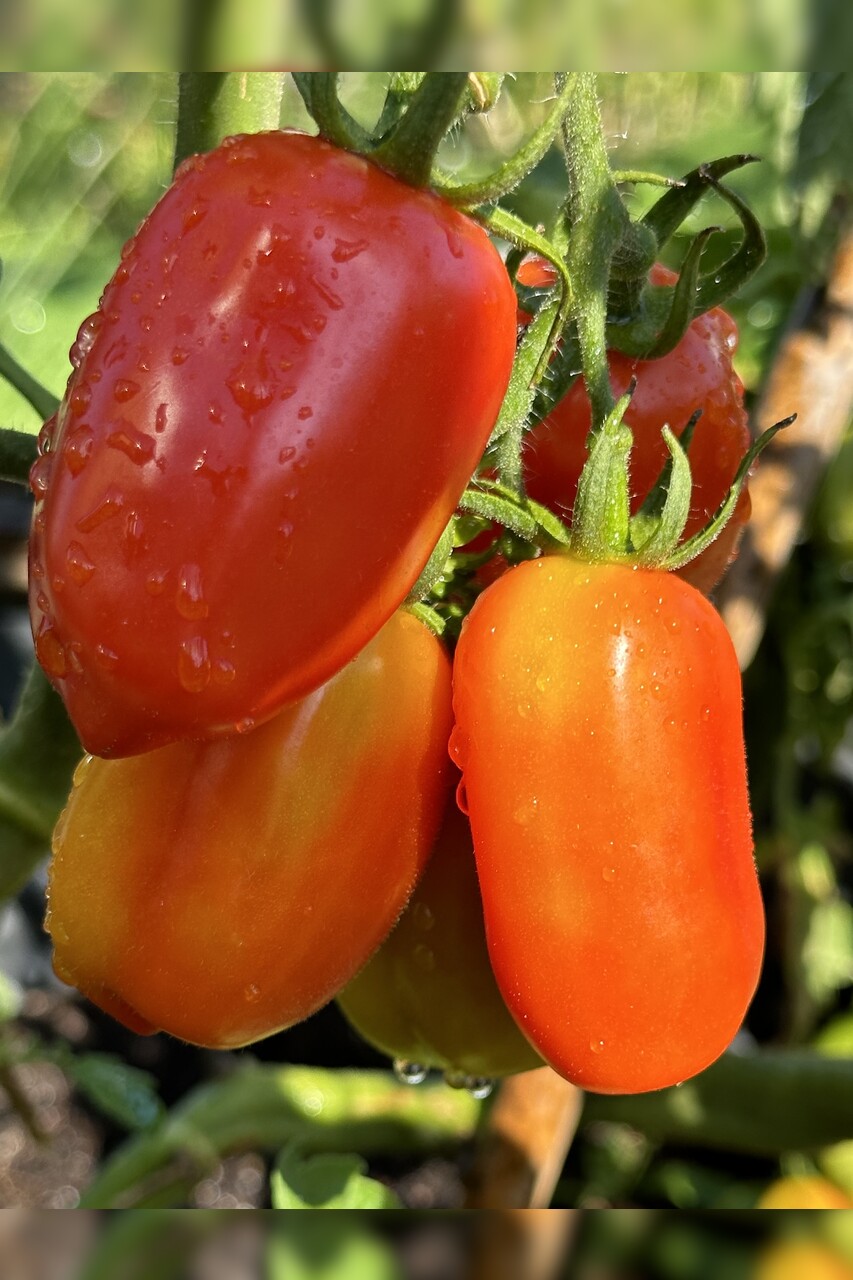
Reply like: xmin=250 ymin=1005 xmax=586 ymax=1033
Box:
xmin=569 ymin=398 xmax=796 ymax=571
xmin=292 ymin=72 xmax=573 ymax=209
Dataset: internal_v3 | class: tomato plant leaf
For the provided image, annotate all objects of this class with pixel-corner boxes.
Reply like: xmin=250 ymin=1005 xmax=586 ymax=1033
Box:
xmin=271 ymin=1141 xmax=402 ymax=1209
xmin=67 ymin=1053 xmax=164 ymax=1131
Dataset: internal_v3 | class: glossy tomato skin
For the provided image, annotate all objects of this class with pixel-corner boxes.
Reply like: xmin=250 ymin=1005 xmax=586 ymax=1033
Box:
xmin=30 ymin=131 xmax=516 ymax=757
xmin=521 ymin=263 xmax=751 ymax=594
xmin=46 ymin=612 xmax=453 ymax=1049
xmin=451 ymin=556 xmax=764 ymax=1094
xmin=338 ymin=793 xmax=542 ymax=1080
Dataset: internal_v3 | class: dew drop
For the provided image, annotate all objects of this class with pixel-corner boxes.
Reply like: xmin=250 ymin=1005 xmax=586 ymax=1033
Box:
xmin=145 ymin=569 xmax=167 ymax=596
xmin=466 ymin=1077 xmax=494 ymax=1100
xmin=155 ymin=403 xmax=168 ymax=433
xmin=702 ymin=706 xmax=712 ymax=721
xmin=113 ymin=378 xmax=140 ymax=403
xmin=171 ymin=346 xmax=190 ymax=366
xmin=35 ymin=621 xmax=67 ymax=678
xmin=29 ymin=454 xmax=52 ymax=497
xmin=602 ymin=866 xmax=617 ymax=883
xmin=178 ymin=636 xmax=211 ymax=693
xmin=278 ymin=445 xmax=296 ymax=464
xmin=66 ymin=542 xmax=96 ymax=586
xmin=75 ymin=489 xmax=124 ymax=533
xmin=213 ymin=659 xmax=236 ymax=686
xmin=94 ymin=645 xmax=119 ymax=669
xmin=297 ymin=405 xmax=313 ymax=420
xmin=393 ymin=1059 xmax=428 ymax=1086
xmin=63 ymin=424 xmax=95 ymax=477
xmin=235 ymin=717 xmax=256 ymax=734
xmin=69 ymin=383 xmax=92 ymax=417
xmin=332 ymin=237 xmax=369 ymax=263
xmin=244 ymin=983 xmax=261 ymax=1003
xmin=455 ymin=777 xmax=469 ymax=815
xmin=176 ymin=564 xmax=209 ymax=620
xmin=107 ymin=426 xmax=156 ymax=466
xmin=183 ymin=205 xmax=207 ymax=232
xmin=73 ymin=755 xmax=94 ymax=788
xmin=590 ymin=1038 xmax=606 ymax=1055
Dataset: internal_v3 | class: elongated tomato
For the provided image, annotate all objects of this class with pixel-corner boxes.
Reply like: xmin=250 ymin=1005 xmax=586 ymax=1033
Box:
xmin=451 ymin=557 xmax=764 ymax=1094
xmin=30 ymin=130 xmax=515 ymax=757
xmin=46 ymin=612 xmax=453 ymax=1049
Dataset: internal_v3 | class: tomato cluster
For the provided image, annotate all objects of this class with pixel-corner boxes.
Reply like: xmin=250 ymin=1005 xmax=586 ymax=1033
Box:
xmin=34 ymin=125 xmax=765 ymax=1097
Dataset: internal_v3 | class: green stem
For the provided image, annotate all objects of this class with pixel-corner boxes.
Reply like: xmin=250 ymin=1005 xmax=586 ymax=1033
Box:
xmin=372 ymin=73 xmax=469 ymax=187
xmin=173 ymin=73 xmax=284 ymax=172
xmin=437 ymin=73 xmax=572 ymax=209
xmin=585 ymin=1048 xmax=853 ymax=1155
xmin=291 ymin=74 xmax=371 ymax=153
xmin=560 ymin=73 xmax=630 ymax=432
xmin=0 ymin=427 xmax=37 ymax=484
xmin=81 ymin=1064 xmax=479 ymax=1208
xmin=0 ymin=344 xmax=59 ymax=422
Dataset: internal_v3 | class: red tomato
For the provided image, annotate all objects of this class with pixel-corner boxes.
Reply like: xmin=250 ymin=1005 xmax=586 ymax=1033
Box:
xmin=46 ymin=611 xmax=453 ymax=1049
xmin=338 ymin=793 xmax=542 ymax=1081
xmin=30 ymin=131 xmax=516 ymax=757
xmin=451 ymin=556 xmax=764 ymax=1094
xmin=520 ymin=262 xmax=751 ymax=593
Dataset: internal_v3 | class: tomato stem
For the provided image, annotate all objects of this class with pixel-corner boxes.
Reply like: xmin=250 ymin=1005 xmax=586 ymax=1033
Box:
xmin=291 ymin=73 xmax=372 ymax=154
xmin=372 ymin=73 xmax=469 ymax=188
xmin=173 ymin=73 xmax=285 ymax=171
xmin=436 ymin=73 xmax=573 ymax=209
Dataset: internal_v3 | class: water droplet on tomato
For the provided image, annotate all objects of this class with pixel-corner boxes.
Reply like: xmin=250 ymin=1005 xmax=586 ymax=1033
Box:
xmin=178 ymin=636 xmax=210 ymax=693
xmin=393 ymin=1060 xmax=427 ymax=1086
xmin=590 ymin=1039 xmax=606 ymax=1055
xmin=73 ymin=755 xmax=94 ymax=787
xmin=183 ymin=205 xmax=207 ymax=232
xmin=702 ymin=706 xmax=712 ymax=721
xmin=113 ymin=379 xmax=140 ymax=403
xmin=176 ymin=565 xmax=209 ymax=620
xmin=466 ymin=1077 xmax=494 ymax=1100
xmin=76 ymin=489 xmax=125 ymax=533
xmin=29 ymin=454 xmax=52 ymax=497
xmin=602 ymin=866 xmax=617 ymax=883
xmin=444 ymin=227 xmax=464 ymax=259
xmin=36 ymin=620 xmax=67 ymax=678
xmin=332 ymin=237 xmax=369 ymax=263
xmin=171 ymin=346 xmax=190 ymax=366
xmin=213 ymin=659 xmax=236 ymax=686
xmin=145 ymin=569 xmax=167 ymax=596
xmin=69 ymin=312 xmax=103 ymax=368
xmin=94 ymin=645 xmax=119 ymax=668
xmin=69 ymin=383 xmax=92 ymax=417
xmin=455 ymin=777 xmax=468 ymax=815
xmin=63 ymin=424 xmax=95 ymax=477
xmin=279 ymin=446 xmax=296 ymax=464
xmin=235 ymin=717 xmax=256 ymax=734
xmin=297 ymin=405 xmax=313 ymax=420
xmin=244 ymin=983 xmax=261 ymax=1003
xmin=66 ymin=542 xmax=96 ymax=586
xmin=107 ymin=426 xmax=156 ymax=466
xmin=412 ymin=902 xmax=435 ymax=932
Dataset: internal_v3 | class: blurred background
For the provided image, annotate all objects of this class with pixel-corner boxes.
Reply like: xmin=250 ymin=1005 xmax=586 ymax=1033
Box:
xmin=0 ymin=72 xmax=852 ymax=1231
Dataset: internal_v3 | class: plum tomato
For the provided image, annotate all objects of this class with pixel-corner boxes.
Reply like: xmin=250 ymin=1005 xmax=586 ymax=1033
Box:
xmin=30 ymin=131 xmax=516 ymax=757
xmin=45 ymin=611 xmax=453 ymax=1049
xmin=451 ymin=556 xmax=765 ymax=1094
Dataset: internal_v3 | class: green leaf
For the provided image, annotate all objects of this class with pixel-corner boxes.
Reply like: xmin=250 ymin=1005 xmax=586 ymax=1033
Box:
xmin=68 ymin=1053 xmax=164 ymax=1131
xmin=271 ymin=1142 xmax=402 ymax=1210
xmin=267 ymin=1217 xmax=403 ymax=1280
